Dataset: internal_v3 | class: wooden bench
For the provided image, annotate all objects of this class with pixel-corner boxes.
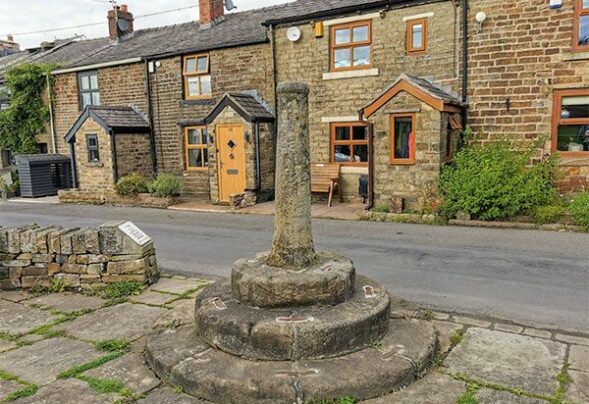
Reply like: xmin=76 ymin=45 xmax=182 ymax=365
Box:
xmin=311 ymin=163 xmax=342 ymax=207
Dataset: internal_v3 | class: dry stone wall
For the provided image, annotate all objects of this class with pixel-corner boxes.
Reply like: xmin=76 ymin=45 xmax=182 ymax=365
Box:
xmin=0 ymin=221 xmax=159 ymax=290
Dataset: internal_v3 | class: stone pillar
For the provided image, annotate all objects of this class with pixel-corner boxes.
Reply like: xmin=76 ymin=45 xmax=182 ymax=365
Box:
xmin=267 ymin=83 xmax=316 ymax=269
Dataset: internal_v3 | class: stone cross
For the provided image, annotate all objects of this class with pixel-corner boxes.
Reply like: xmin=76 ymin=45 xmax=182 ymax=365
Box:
xmin=267 ymin=82 xmax=316 ymax=269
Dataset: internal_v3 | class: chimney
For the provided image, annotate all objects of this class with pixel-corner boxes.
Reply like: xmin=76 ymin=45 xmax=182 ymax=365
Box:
xmin=7 ymin=34 xmax=14 ymax=43
xmin=108 ymin=4 xmax=134 ymax=41
xmin=199 ymin=0 xmax=224 ymax=26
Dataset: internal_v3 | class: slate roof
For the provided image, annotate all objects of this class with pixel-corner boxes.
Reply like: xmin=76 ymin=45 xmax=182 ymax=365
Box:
xmin=402 ymin=74 xmax=462 ymax=104
xmin=205 ymin=92 xmax=274 ymax=124
xmin=65 ymin=106 xmax=150 ymax=143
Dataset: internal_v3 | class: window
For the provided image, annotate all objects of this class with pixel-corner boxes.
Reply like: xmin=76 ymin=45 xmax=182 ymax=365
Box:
xmin=330 ymin=123 xmax=368 ymax=165
xmin=330 ymin=21 xmax=372 ymax=71
xmin=407 ymin=18 xmax=427 ymax=54
xmin=390 ymin=114 xmax=416 ymax=164
xmin=552 ymin=89 xmax=589 ymax=154
xmin=86 ymin=134 xmax=100 ymax=163
xmin=184 ymin=126 xmax=209 ymax=170
xmin=183 ymin=54 xmax=212 ymax=99
xmin=0 ymin=82 xmax=10 ymax=110
xmin=78 ymin=71 xmax=100 ymax=109
xmin=573 ymin=0 xmax=589 ymax=51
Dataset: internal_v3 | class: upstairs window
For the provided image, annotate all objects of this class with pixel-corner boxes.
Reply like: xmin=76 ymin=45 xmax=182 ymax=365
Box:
xmin=407 ymin=18 xmax=427 ymax=54
xmin=574 ymin=0 xmax=589 ymax=51
xmin=552 ymin=89 xmax=589 ymax=154
xmin=330 ymin=21 xmax=372 ymax=71
xmin=86 ymin=134 xmax=100 ymax=163
xmin=390 ymin=114 xmax=416 ymax=164
xmin=78 ymin=71 xmax=100 ymax=109
xmin=331 ymin=122 xmax=368 ymax=165
xmin=183 ymin=54 xmax=212 ymax=99
xmin=184 ymin=126 xmax=209 ymax=170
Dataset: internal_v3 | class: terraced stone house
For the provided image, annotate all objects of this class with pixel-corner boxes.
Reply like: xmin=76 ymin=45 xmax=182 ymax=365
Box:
xmin=2 ymin=0 xmax=587 ymax=207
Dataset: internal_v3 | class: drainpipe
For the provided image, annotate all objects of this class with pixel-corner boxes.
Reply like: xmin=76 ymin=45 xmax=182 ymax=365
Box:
xmin=69 ymin=141 xmax=77 ymax=188
xmin=254 ymin=122 xmax=262 ymax=191
xmin=144 ymin=59 xmax=158 ymax=177
xmin=110 ymin=129 xmax=119 ymax=183
xmin=269 ymin=24 xmax=279 ymax=197
xmin=367 ymin=123 xmax=375 ymax=210
xmin=461 ymin=0 xmax=469 ymax=130
xmin=46 ymin=73 xmax=57 ymax=154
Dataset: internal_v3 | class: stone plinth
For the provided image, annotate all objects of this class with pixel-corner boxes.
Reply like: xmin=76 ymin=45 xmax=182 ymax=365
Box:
xmin=231 ymin=252 xmax=355 ymax=308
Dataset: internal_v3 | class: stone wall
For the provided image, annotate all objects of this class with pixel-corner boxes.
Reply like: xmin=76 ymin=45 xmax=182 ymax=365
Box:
xmin=115 ymin=132 xmax=153 ymax=179
xmin=148 ymin=43 xmax=275 ymax=197
xmin=0 ymin=221 xmax=159 ymax=290
xmin=54 ymin=62 xmax=148 ymax=156
xmin=466 ymin=0 xmax=589 ymax=191
xmin=274 ymin=1 xmax=461 ymax=199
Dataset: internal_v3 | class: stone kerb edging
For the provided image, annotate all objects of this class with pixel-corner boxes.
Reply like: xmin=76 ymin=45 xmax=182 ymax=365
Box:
xmin=0 ymin=221 xmax=159 ymax=290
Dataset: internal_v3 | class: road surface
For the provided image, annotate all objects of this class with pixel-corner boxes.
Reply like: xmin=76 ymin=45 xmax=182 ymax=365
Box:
xmin=1 ymin=201 xmax=588 ymax=334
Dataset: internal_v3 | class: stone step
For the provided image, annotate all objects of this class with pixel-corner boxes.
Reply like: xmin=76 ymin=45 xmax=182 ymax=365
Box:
xmin=195 ymin=275 xmax=391 ymax=361
xmin=146 ymin=301 xmax=438 ymax=404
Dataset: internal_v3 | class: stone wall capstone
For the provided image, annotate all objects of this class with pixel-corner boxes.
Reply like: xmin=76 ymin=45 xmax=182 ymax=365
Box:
xmin=0 ymin=221 xmax=159 ymax=290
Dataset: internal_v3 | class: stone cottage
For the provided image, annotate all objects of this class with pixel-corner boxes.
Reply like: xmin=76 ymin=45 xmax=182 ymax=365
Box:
xmin=48 ymin=1 xmax=280 ymax=203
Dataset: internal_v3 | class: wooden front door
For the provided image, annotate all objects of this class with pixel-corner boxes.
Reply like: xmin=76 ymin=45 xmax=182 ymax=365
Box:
xmin=217 ymin=124 xmax=246 ymax=203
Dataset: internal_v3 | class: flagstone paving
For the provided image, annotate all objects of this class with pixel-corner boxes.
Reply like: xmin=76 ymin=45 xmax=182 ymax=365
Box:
xmin=0 ymin=338 xmax=103 ymax=385
xmin=25 ymin=292 xmax=105 ymax=313
xmin=55 ymin=303 xmax=166 ymax=341
xmin=0 ymin=299 xmax=57 ymax=336
xmin=0 ymin=275 xmax=586 ymax=404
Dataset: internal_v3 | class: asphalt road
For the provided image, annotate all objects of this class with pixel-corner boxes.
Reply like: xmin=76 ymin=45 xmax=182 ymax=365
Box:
xmin=1 ymin=201 xmax=588 ymax=334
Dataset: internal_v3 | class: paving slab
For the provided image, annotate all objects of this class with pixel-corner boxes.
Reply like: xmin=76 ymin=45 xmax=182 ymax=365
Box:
xmin=432 ymin=320 xmax=464 ymax=353
xmin=0 ymin=300 xmax=57 ymax=336
xmin=26 ymin=293 xmax=105 ymax=313
xmin=56 ymin=303 xmax=166 ymax=341
xmin=493 ymin=323 xmax=524 ymax=334
xmin=138 ymin=386 xmax=209 ymax=403
xmin=12 ymin=378 xmax=120 ymax=404
xmin=453 ymin=316 xmax=492 ymax=328
xmin=0 ymin=379 xmax=23 ymax=401
xmin=130 ymin=290 xmax=175 ymax=306
xmin=567 ymin=370 xmax=589 ymax=403
xmin=363 ymin=373 xmax=465 ymax=403
xmin=0 ymin=291 xmax=32 ymax=303
xmin=476 ymin=389 xmax=546 ymax=404
xmin=0 ymin=339 xmax=17 ymax=353
xmin=0 ymin=337 xmax=103 ymax=385
xmin=556 ymin=334 xmax=589 ymax=346
xmin=444 ymin=328 xmax=566 ymax=396
xmin=569 ymin=345 xmax=589 ymax=372
xmin=147 ymin=277 xmax=208 ymax=295
xmin=84 ymin=353 xmax=160 ymax=395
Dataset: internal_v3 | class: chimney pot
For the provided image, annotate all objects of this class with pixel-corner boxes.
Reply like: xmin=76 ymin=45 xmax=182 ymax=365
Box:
xmin=199 ymin=0 xmax=225 ymax=26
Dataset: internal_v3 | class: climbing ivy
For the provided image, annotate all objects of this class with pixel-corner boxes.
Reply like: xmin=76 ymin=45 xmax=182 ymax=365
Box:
xmin=0 ymin=63 xmax=57 ymax=154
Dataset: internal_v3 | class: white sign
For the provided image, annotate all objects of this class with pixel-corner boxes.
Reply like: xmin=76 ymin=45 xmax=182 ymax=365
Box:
xmin=118 ymin=222 xmax=151 ymax=246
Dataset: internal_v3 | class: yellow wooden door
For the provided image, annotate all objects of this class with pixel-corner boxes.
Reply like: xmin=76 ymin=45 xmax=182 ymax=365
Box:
xmin=217 ymin=124 xmax=246 ymax=203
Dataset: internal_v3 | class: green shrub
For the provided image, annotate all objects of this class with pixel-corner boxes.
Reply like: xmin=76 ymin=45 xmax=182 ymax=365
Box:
xmin=439 ymin=141 xmax=557 ymax=221
xmin=531 ymin=205 xmax=564 ymax=225
xmin=570 ymin=192 xmax=589 ymax=228
xmin=148 ymin=173 xmax=181 ymax=197
xmin=115 ymin=173 xmax=149 ymax=196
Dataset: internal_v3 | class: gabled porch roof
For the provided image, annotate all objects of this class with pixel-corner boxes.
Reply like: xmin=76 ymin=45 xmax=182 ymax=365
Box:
xmin=359 ymin=74 xmax=464 ymax=119
xmin=65 ymin=106 xmax=150 ymax=144
xmin=204 ymin=93 xmax=274 ymax=125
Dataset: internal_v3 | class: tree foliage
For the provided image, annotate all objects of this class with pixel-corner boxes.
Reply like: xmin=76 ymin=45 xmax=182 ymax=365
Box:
xmin=0 ymin=64 xmax=57 ymax=154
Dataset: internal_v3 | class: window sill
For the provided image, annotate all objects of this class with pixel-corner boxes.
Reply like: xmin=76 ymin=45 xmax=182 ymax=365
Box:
xmin=389 ymin=160 xmax=416 ymax=166
xmin=183 ymin=169 xmax=208 ymax=175
xmin=562 ymin=51 xmax=589 ymax=61
xmin=323 ymin=68 xmax=379 ymax=81
xmin=83 ymin=162 xmax=103 ymax=168
xmin=179 ymin=98 xmax=216 ymax=107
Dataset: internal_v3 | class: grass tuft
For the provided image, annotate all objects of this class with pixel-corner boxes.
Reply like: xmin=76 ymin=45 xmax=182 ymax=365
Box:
xmin=95 ymin=339 xmax=130 ymax=353
xmin=449 ymin=329 xmax=465 ymax=346
xmin=309 ymin=397 xmax=357 ymax=404
xmin=457 ymin=382 xmax=480 ymax=404
xmin=58 ymin=351 xmax=126 ymax=379
xmin=1 ymin=384 xmax=38 ymax=402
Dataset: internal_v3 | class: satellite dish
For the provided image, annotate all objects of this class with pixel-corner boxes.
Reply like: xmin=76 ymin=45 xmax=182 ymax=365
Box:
xmin=225 ymin=0 xmax=237 ymax=11
xmin=287 ymin=27 xmax=301 ymax=42
xmin=117 ymin=19 xmax=129 ymax=32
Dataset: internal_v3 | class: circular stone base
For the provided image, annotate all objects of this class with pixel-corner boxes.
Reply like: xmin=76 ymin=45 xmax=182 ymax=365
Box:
xmin=231 ymin=251 xmax=355 ymax=308
xmin=146 ymin=299 xmax=438 ymax=404
xmin=195 ymin=275 xmax=390 ymax=360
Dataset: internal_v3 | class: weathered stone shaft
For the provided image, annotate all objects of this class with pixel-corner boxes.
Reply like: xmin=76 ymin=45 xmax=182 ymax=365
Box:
xmin=267 ymin=82 xmax=316 ymax=269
